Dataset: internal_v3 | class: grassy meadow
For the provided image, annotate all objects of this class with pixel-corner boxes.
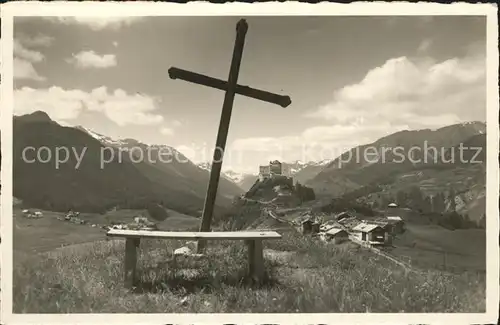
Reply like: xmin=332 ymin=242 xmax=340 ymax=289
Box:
xmin=13 ymin=207 xmax=200 ymax=253
xmin=13 ymin=227 xmax=486 ymax=313
xmin=387 ymin=223 xmax=486 ymax=273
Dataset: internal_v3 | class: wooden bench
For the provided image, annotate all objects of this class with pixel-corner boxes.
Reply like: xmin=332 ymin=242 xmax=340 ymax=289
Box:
xmin=106 ymin=229 xmax=282 ymax=288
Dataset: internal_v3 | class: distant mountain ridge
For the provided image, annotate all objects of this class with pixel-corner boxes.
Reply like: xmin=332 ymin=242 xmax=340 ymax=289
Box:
xmin=76 ymin=126 xmax=245 ymax=196
xmin=306 ymin=122 xmax=487 ymax=222
xmin=196 ymin=162 xmax=250 ymax=186
xmin=284 ymin=160 xmax=332 ymax=184
xmin=13 ymin=111 xmax=242 ymax=216
xmin=76 ymin=125 xmax=244 ymax=199
xmin=13 ymin=111 xmax=487 ymax=223
xmin=307 ymin=121 xmax=486 ymax=196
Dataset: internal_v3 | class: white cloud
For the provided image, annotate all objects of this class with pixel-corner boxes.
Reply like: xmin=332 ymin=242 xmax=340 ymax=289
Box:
xmin=67 ymin=51 xmax=117 ymax=69
xmin=228 ymin=48 xmax=486 ymax=169
xmin=160 ymin=127 xmax=174 ymax=136
xmin=159 ymin=120 xmax=182 ymax=136
xmin=14 ymin=58 xmax=46 ymax=81
xmin=15 ymin=33 xmax=54 ymax=47
xmin=230 ymin=121 xmax=409 ymax=164
xmin=14 ymin=87 xmax=85 ymax=120
xmin=13 ymin=33 xmax=53 ymax=81
xmin=14 ymin=86 xmax=164 ymax=127
xmin=14 ymin=40 xmax=45 ymax=62
xmin=46 ymin=17 xmax=142 ymax=31
xmin=305 ymin=51 xmax=485 ymax=128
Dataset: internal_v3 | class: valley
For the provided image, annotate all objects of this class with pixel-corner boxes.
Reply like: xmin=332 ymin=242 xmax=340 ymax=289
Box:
xmin=11 ymin=114 xmax=489 ymax=313
xmin=13 ymin=205 xmax=201 ymax=255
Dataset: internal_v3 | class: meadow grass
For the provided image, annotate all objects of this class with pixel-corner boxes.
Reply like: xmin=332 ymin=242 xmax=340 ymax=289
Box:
xmin=13 ymin=230 xmax=485 ymax=313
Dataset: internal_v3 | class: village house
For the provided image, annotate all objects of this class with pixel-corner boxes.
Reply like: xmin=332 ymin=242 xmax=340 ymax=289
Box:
xmin=320 ymin=220 xmax=339 ymax=232
xmin=386 ymin=216 xmax=405 ymax=233
xmin=311 ymin=221 xmax=321 ymax=234
xmin=301 ymin=216 xmax=320 ymax=235
xmin=323 ymin=228 xmax=349 ymax=244
xmin=351 ymin=222 xmax=387 ymax=246
xmin=335 ymin=211 xmax=352 ymax=221
xmin=301 ymin=219 xmax=313 ymax=234
xmin=362 ymin=219 xmax=395 ymax=243
xmin=338 ymin=216 xmax=361 ymax=231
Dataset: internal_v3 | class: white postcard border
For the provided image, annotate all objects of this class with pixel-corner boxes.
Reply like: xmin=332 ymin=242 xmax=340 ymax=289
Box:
xmin=1 ymin=1 xmax=498 ymax=324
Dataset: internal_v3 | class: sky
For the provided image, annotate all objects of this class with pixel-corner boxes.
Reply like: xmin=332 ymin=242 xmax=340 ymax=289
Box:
xmin=13 ymin=15 xmax=486 ymax=173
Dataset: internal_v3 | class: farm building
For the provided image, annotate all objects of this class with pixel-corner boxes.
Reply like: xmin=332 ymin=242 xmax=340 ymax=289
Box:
xmin=351 ymin=223 xmax=386 ymax=246
xmin=23 ymin=210 xmax=42 ymax=218
xmin=311 ymin=222 xmax=321 ymax=234
xmin=369 ymin=221 xmax=394 ymax=244
xmin=386 ymin=216 xmax=405 ymax=233
xmin=334 ymin=211 xmax=353 ymax=221
xmin=338 ymin=216 xmax=361 ymax=230
xmin=320 ymin=220 xmax=340 ymax=232
xmin=23 ymin=210 xmax=43 ymax=219
xmin=301 ymin=219 xmax=321 ymax=235
xmin=301 ymin=219 xmax=313 ymax=234
xmin=323 ymin=228 xmax=349 ymax=244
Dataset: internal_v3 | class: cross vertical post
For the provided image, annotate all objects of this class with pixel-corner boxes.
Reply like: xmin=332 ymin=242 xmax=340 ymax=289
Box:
xmin=196 ymin=19 xmax=248 ymax=251
xmin=168 ymin=19 xmax=292 ymax=253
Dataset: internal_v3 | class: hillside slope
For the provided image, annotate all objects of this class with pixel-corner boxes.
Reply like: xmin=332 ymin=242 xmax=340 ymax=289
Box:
xmin=78 ymin=132 xmax=244 ymax=200
xmin=307 ymin=122 xmax=486 ymax=198
xmin=13 ymin=112 xmax=231 ymax=216
xmin=354 ymin=134 xmax=487 ymax=222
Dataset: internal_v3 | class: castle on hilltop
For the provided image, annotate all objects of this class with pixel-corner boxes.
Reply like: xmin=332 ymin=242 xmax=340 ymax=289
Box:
xmin=258 ymin=160 xmax=292 ymax=181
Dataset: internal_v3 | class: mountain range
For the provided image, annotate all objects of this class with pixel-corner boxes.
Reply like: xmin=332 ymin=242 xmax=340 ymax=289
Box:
xmin=12 ymin=111 xmax=487 ymax=223
xmin=75 ymin=126 xmax=243 ymax=199
xmin=307 ymin=121 xmax=486 ymax=195
xmin=306 ymin=121 xmax=487 ymax=221
xmin=13 ymin=111 xmax=242 ymax=216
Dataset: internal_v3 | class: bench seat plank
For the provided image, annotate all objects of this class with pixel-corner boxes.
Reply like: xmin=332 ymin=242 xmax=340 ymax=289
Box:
xmin=107 ymin=229 xmax=282 ymax=240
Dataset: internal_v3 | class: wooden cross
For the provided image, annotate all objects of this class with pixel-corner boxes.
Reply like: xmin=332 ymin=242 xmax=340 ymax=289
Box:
xmin=168 ymin=19 xmax=291 ymax=252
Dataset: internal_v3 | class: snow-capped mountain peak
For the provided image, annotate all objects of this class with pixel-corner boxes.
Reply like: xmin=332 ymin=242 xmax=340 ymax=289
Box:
xmin=196 ymin=162 xmax=254 ymax=184
xmin=76 ymin=126 xmax=129 ymax=147
xmin=223 ymin=170 xmax=249 ymax=184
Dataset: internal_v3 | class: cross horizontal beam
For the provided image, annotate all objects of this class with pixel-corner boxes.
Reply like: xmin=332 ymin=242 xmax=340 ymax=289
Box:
xmin=168 ymin=67 xmax=291 ymax=108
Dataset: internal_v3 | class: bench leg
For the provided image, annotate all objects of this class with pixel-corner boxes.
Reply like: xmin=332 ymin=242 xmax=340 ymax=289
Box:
xmin=124 ymin=238 xmax=140 ymax=288
xmin=246 ymin=240 xmax=264 ymax=283
xmin=196 ymin=239 xmax=207 ymax=253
